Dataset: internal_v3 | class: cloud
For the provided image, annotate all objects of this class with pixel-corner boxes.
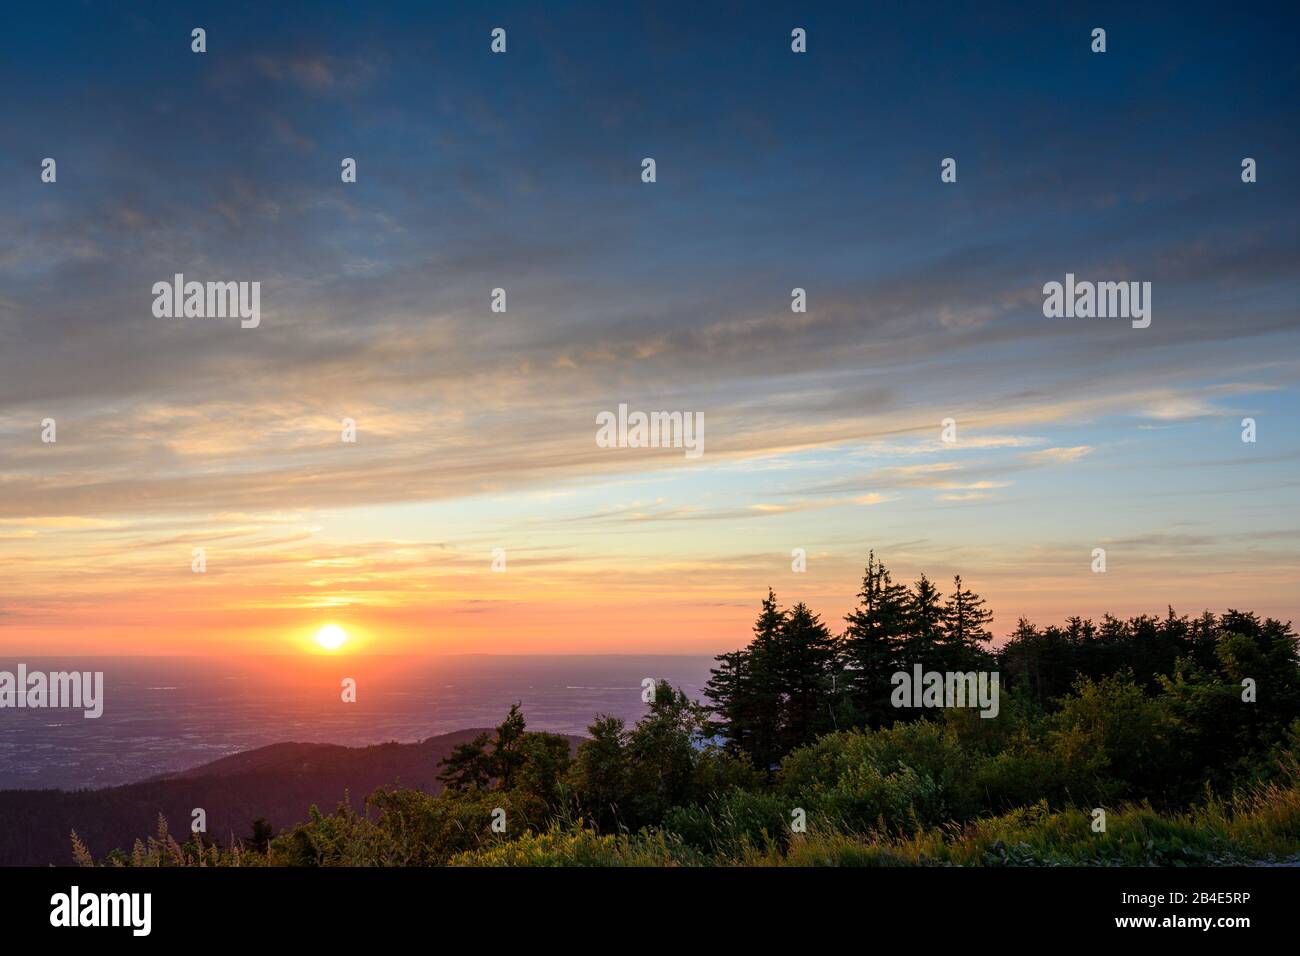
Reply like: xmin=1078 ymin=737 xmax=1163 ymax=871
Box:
xmin=0 ymin=2 xmax=1297 ymax=650
xmin=1020 ymin=446 xmax=1093 ymax=465
xmin=252 ymin=54 xmax=380 ymax=93
xmin=1139 ymin=398 xmax=1217 ymax=421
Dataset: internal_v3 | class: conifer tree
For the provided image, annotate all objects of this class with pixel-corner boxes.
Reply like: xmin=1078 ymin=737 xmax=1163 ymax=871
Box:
xmin=436 ymin=732 xmax=494 ymax=791
xmin=773 ymin=602 xmax=839 ymax=753
xmin=903 ymin=572 xmax=945 ymax=667
xmin=841 ymin=552 xmax=911 ymax=727
xmin=492 ymin=702 xmax=528 ymax=790
xmin=942 ymin=574 xmax=995 ymax=668
xmin=743 ymin=589 xmax=787 ymax=772
xmin=704 ymin=590 xmax=787 ymax=772
xmin=703 ymin=649 xmax=749 ymax=752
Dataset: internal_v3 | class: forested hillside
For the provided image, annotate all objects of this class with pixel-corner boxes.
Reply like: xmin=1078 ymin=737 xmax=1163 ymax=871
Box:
xmin=0 ymin=730 xmax=580 ymax=866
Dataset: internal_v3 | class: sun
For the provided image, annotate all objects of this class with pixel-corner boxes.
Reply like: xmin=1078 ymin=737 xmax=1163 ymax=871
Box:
xmin=313 ymin=624 xmax=348 ymax=651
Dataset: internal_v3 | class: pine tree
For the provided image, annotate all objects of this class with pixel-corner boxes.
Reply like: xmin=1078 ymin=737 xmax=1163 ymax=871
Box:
xmin=743 ymin=589 xmax=787 ymax=773
xmin=841 ymin=552 xmax=910 ymax=727
xmin=903 ymin=572 xmax=945 ymax=667
xmin=942 ymin=574 xmax=995 ymax=669
xmin=703 ymin=649 xmax=749 ymax=752
xmin=773 ymin=602 xmax=838 ymax=753
xmin=492 ymin=702 xmax=528 ymax=790
xmin=702 ymin=591 xmax=795 ymax=772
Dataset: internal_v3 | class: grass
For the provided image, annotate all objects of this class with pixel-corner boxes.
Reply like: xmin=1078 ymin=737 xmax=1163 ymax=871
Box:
xmin=75 ymin=749 xmax=1300 ymax=868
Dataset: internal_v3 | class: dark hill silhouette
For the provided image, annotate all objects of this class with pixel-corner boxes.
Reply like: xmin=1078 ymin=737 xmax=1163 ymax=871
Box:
xmin=0 ymin=729 xmax=584 ymax=867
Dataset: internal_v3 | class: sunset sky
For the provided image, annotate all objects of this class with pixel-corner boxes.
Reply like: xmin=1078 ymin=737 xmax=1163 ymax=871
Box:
xmin=1 ymin=2 xmax=1297 ymax=656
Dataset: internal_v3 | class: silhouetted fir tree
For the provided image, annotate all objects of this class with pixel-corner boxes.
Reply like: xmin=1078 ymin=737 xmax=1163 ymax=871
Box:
xmin=1099 ymin=614 xmax=1126 ymax=644
xmin=942 ymin=574 xmax=995 ymax=669
xmin=773 ymin=602 xmax=839 ymax=754
xmin=1064 ymin=616 xmax=1097 ymax=645
xmin=703 ymin=649 xmax=748 ymax=751
xmin=1127 ymin=613 xmax=1167 ymax=690
xmin=1187 ymin=610 xmax=1222 ymax=670
xmin=999 ymin=617 xmax=1061 ymax=707
xmin=743 ymin=589 xmax=788 ymax=772
xmin=901 ymin=572 xmax=945 ymax=668
xmin=841 ymin=552 xmax=910 ymax=727
xmin=492 ymin=702 xmax=528 ymax=790
xmin=701 ymin=590 xmax=792 ymax=770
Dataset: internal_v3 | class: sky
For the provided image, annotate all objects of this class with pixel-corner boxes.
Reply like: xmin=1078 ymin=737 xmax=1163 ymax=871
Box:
xmin=0 ymin=1 xmax=1297 ymax=656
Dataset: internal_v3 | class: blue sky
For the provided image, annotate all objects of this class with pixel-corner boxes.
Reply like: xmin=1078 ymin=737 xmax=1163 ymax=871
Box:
xmin=0 ymin=1 xmax=1297 ymax=653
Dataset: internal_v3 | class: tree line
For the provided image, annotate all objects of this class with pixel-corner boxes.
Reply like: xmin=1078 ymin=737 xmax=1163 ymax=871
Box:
xmin=703 ymin=551 xmax=1300 ymax=775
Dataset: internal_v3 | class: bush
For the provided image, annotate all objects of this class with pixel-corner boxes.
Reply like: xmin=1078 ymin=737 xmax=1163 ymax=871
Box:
xmin=663 ymin=788 xmax=790 ymax=854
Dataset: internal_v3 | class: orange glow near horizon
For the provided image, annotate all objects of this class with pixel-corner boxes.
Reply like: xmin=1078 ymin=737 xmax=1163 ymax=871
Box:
xmin=2 ymin=437 xmax=1298 ymax=658
xmin=2 ymin=541 xmax=1297 ymax=658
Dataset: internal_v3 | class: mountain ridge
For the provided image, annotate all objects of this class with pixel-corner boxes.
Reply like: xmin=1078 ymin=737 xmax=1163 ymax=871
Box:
xmin=0 ymin=728 xmax=585 ymax=867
